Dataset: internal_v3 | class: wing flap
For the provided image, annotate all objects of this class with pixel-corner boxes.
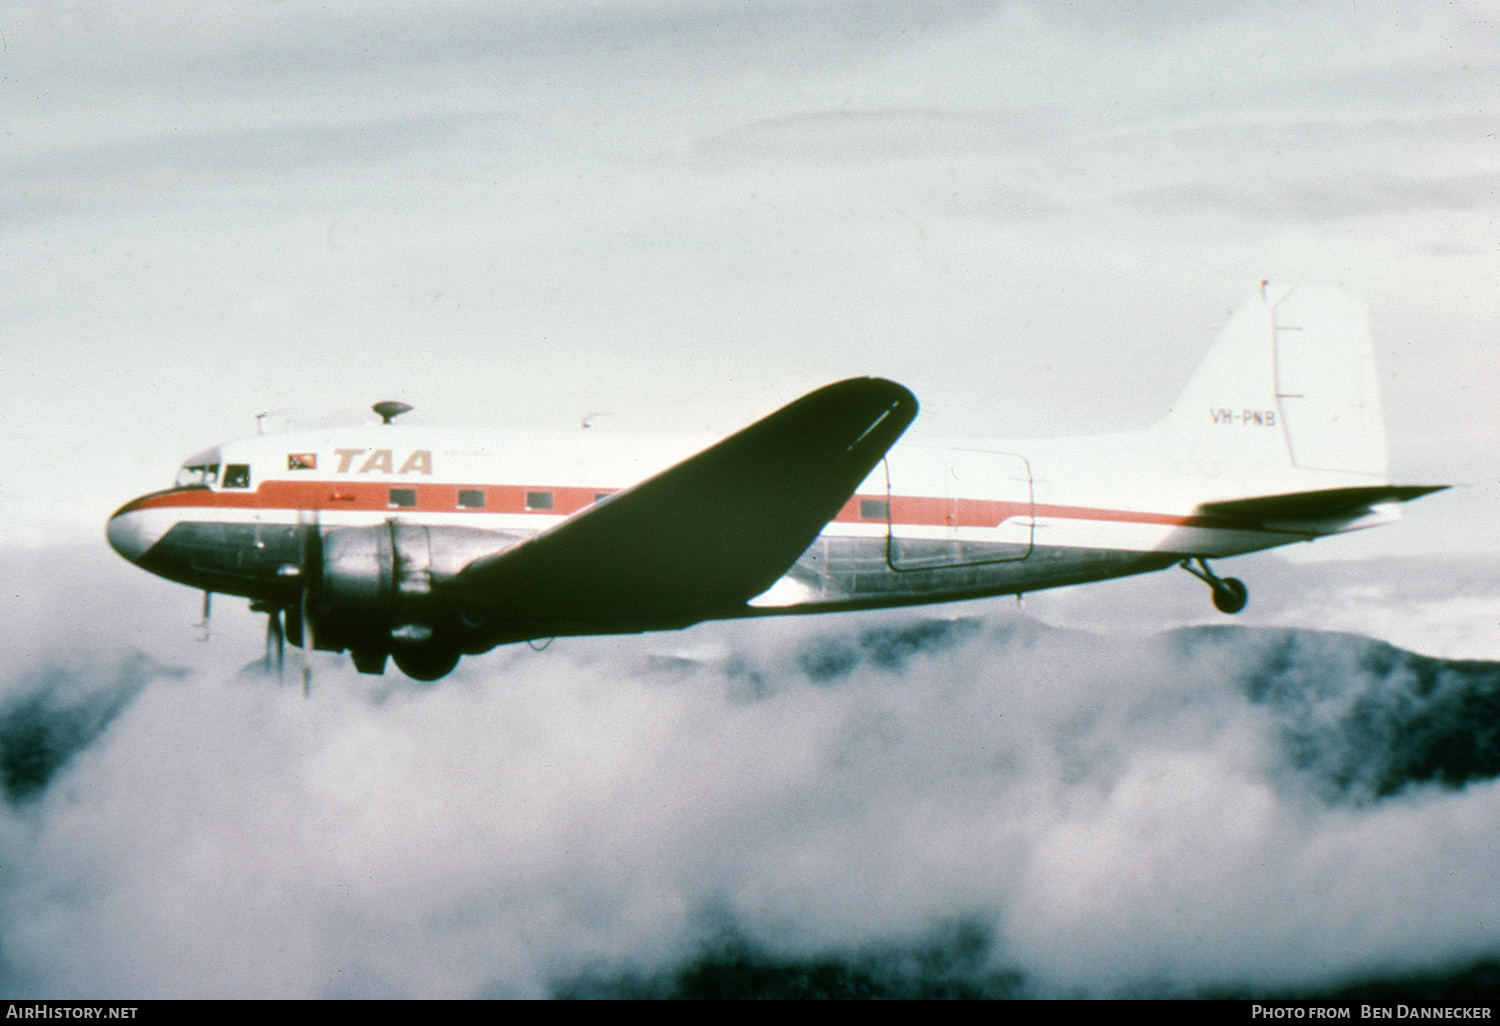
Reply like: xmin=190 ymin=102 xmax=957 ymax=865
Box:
xmin=443 ymin=378 xmax=917 ymax=638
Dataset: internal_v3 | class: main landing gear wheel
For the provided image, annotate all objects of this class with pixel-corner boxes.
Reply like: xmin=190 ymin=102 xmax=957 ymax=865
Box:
xmin=1179 ymin=558 xmax=1249 ymax=615
xmin=1211 ymin=577 xmax=1248 ymax=614
xmin=393 ymin=643 xmax=460 ymax=682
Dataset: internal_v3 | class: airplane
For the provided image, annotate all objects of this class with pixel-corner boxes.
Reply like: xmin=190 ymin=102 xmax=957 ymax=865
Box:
xmin=106 ymin=283 xmax=1444 ymax=682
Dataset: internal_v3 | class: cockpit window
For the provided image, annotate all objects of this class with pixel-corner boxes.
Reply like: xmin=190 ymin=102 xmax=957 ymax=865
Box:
xmin=175 ymin=447 xmax=224 ymax=490
xmin=175 ymin=464 xmax=219 ymax=488
xmin=222 ymin=464 xmax=251 ymax=489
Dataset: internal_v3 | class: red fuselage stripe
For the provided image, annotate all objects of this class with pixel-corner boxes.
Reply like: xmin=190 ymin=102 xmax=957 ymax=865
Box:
xmin=115 ymin=480 xmax=1250 ymax=531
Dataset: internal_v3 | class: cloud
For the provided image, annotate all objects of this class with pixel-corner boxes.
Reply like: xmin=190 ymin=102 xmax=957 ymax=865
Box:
xmin=4 ymin=547 xmax=1500 ymax=997
xmin=1129 ymin=172 xmax=1500 ymax=221
xmin=0 ymin=650 xmax=175 ymax=803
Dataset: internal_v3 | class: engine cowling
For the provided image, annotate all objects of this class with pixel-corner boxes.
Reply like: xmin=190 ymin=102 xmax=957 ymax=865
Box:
xmin=295 ymin=522 xmax=505 ymax=679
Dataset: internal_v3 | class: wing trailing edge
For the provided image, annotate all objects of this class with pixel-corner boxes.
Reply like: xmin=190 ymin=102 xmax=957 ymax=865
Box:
xmin=444 ymin=378 xmax=918 ymax=639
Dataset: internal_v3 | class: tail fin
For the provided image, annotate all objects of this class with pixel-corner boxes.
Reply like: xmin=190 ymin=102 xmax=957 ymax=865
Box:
xmin=1163 ymin=283 xmax=1389 ymax=495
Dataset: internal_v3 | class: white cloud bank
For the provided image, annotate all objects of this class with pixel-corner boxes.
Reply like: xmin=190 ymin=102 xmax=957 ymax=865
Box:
xmin=2 ymin=548 xmax=1500 ymax=998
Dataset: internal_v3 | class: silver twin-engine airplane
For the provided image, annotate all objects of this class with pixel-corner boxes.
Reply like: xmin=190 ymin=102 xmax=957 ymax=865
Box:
xmin=108 ymin=284 xmax=1444 ymax=681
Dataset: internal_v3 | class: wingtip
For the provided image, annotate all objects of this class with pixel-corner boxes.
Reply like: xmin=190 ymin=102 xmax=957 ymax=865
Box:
xmin=826 ymin=376 xmax=919 ymax=415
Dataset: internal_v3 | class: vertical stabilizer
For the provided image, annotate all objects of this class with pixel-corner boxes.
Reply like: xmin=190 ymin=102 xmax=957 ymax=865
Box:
xmin=1162 ymin=284 xmax=1389 ymax=494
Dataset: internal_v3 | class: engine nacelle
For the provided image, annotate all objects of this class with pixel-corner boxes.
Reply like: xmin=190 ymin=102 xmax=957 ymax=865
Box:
xmin=297 ymin=522 xmax=509 ymax=678
xmin=311 ymin=523 xmax=391 ymax=652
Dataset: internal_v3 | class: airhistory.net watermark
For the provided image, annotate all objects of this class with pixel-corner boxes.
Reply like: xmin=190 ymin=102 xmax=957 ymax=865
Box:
xmin=5 ymin=1007 xmax=138 ymax=1020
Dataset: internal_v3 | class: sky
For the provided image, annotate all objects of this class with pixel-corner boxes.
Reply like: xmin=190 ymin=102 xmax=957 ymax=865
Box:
xmin=2 ymin=0 xmax=1500 ymax=1001
xmin=1 ymin=0 xmax=1496 ymax=552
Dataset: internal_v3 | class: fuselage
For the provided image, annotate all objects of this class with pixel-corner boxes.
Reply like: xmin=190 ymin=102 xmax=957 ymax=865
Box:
xmin=106 ymin=418 xmax=1331 ymax=630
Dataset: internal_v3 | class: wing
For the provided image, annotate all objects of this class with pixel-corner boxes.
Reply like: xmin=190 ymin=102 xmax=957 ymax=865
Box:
xmin=442 ymin=377 xmax=917 ymax=640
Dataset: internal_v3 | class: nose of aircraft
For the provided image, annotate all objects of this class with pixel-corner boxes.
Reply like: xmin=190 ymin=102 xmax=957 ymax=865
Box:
xmin=106 ymin=501 xmax=166 ymax=563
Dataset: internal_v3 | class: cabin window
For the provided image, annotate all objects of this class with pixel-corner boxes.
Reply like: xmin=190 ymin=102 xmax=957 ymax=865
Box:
xmin=525 ymin=490 xmax=554 ymax=511
xmin=389 ymin=487 xmax=417 ymax=508
xmin=222 ymin=464 xmax=251 ymax=489
xmin=457 ymin=489 xmax=486 ymax=510
xmin=860 ymin=499 xmax=889 ymax=520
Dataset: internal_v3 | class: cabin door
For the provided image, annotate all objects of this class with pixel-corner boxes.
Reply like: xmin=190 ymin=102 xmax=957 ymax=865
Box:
xmin=883 ymin=447 xmax=1034 ymax=570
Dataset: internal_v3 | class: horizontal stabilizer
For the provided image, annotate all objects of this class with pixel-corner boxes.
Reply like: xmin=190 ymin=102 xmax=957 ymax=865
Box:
xmin=1198 ymin=485 xmax=1447 ymax=527
xmin=444 ymin=378 xmax=918 ymax=638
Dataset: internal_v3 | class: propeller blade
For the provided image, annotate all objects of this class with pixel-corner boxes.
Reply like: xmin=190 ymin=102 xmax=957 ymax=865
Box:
xmin=301 ymin=589 xmax=312 ymax=697
xmin=298 ymin=508 xmax=321 ymax=697
xmin=196 ymin=590 xmax=212 ymax=642
xmin=266 ymin=607 xmax=285 ymax=680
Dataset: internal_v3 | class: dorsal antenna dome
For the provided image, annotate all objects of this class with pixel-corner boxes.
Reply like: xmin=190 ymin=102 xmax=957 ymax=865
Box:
xmin=373 ymin=401 xmax=413 ymax=425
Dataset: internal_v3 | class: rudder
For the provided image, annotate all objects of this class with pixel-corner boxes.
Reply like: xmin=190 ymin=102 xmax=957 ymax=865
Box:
xmin=1269 ymin=284 xmax=1387 ymax=477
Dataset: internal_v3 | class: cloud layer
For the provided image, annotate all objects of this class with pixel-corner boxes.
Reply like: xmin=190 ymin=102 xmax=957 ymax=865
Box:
xmin=3 ymin=547 xmax=1500 ymax=998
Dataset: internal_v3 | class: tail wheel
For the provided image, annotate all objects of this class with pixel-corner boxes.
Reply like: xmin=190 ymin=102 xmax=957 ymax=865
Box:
xmin=1212 ymin=577 xmax=1248 ymax=614
xmin=1180 ymin=559 xmax=1249 ymax=615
